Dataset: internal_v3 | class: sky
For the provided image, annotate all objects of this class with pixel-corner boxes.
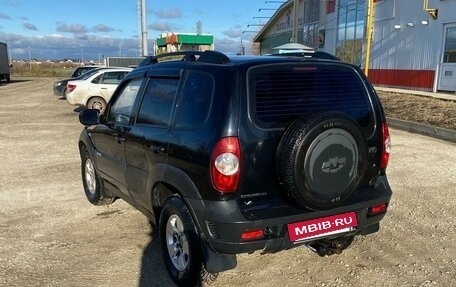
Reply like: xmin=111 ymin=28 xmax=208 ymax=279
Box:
xmin=0 ymin=0 xmax=280 ymax=61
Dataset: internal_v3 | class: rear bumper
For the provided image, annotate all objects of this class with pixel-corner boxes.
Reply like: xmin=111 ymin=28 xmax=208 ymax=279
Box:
xmin=53 ymin=85 xmax=64 ymax=96
xmin=187 ymin=175 xmax=392 ymax=255
xmin=66 ymin=92 xmax=83 ymax=106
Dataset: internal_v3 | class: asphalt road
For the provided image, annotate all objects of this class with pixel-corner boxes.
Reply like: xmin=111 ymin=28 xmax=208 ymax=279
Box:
xmin=0 ymin=77 xmax=455 ymax=287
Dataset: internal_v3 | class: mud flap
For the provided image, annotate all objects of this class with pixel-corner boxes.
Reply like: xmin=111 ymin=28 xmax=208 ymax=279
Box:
xmin=201 ymin=240 xmax=237 ymax=273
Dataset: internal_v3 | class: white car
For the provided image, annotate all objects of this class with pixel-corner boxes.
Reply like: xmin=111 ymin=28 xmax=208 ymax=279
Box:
xmin=66 ymin=67 xmax=132 ymax=113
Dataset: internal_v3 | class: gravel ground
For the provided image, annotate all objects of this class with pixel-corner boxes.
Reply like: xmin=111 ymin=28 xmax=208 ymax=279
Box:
xmin=0 ymin=77 xmax=455 ymax=287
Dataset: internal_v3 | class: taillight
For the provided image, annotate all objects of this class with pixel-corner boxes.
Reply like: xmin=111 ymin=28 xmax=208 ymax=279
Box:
xmin=380 ymin=122 xmax=391 ymax=169
xmin=67 ymin=84 xmax=77 ymax=93
xmin=210 ymin=137 xmax=240 ymax=193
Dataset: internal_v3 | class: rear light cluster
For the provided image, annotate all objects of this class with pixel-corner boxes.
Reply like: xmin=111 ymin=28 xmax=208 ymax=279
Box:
xmin=210 ymin=137 xmax=240 ymax=193
xmin=380 ymin=122 xmax=391 ymax=169
xmin=67 ymin=84 xmax=77 ymax=93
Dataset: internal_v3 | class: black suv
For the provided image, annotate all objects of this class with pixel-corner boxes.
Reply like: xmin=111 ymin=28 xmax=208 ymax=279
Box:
xmin=78 ymin=51 xmax=392 ymax=286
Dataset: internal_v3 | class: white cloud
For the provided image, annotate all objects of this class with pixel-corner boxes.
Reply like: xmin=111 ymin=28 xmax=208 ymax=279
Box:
xmin=150 ymin=8 xmax=182 ymax=19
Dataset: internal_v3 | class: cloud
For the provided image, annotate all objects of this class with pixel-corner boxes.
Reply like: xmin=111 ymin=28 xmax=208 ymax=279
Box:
xmin=93 ymin=24 xmax=115 ymax=33
xmin=150 ymin=8 xmax=182 ymax=19
xmin=223 ymin=25 xmax=243 ymax=39
xmin=148 ymin=22 xmax=173 ymax=32
xmin=1 ymin=30 xmax=140 ymax=60
xmin=23 ymin=23 xmax=38 ymax=31
xmin=18 ymin=16 xmax=28 ymax=21
xmin=0 ymin=12 xmax=12 ymax=20
xmin=215 ymin=37 xmax=240 ymax=53
xmin=56 ymin=22 xmax=88 ymax=34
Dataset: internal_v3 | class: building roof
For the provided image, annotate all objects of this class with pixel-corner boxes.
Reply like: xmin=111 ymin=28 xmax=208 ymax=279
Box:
xmin=253 ymin=0 xmax=293 ymax=43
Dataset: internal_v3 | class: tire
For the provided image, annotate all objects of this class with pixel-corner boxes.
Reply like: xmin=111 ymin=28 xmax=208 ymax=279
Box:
xmin=276 ymin=113 xmax=367 ymax=210
xmin=159 ymin=195 xmax=204 ymax=287
xmin=6 ymin=75 xmax=10 ymax=83
xmin=80 ymin=148 xmax=114 ymax=205
xmin=61 ymin=88 xmax=67 ymax=99
xmin=87 ymin=97 xmax=107 ymax=114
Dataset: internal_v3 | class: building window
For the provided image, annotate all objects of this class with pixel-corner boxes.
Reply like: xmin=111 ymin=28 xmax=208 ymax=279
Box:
xmin=302 ymin=0 xmax=320 ymax=47
xmin=443 ymin=27 xmax=456 ymax=63
xmin=336 ymin=0 xmax=366 ymax=65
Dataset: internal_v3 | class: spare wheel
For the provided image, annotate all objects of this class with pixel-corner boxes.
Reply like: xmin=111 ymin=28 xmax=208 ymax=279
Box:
xmin=276 ymin=113 xmax=367 ymax=210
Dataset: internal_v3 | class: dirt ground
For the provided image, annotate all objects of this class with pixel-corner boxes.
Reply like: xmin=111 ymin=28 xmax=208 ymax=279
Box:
xmin=0 ymin=77 xmax=455 ymax=287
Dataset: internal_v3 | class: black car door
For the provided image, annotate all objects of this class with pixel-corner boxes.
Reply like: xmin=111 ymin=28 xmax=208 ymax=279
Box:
xmin=124 ymin=70 xmax=180 ymax=209
xmin=90 ymin=77 xmax=144 ymax=196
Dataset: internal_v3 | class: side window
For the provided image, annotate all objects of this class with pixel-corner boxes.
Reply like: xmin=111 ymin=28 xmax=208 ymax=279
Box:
xmin=101 ymin=71 xmax=127 ymax=84
xmin=174 ymin=71 xmax=213 ymax=129
xmin=107 ymin=78 xmax=143 ymax=125
xmin=91 ymin=75 xmax=101 ymax=84
xmin=136 ymin=78 xmax=179 ymax=127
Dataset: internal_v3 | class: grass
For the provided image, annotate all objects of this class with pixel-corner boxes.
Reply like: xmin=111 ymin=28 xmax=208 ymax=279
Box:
xmin=10 ymin=62 xmax=79 ymax=78
xmin=377 ymin=91 xmax=456 ymax=130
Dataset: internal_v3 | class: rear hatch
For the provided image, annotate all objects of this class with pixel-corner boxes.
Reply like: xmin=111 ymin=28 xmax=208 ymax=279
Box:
xmin=237 ymin=61 xmax=383 ymax=216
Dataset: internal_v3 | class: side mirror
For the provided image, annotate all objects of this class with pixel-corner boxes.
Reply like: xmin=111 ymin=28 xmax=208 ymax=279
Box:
xmin=79 ymin=109 xmax=100 ymax=126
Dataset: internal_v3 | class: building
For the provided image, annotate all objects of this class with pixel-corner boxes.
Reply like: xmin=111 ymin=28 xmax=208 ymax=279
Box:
xmin=254 ymin=0 xmax=456 ymax=92
xmin=155 ymin=33 xmax=214 ymax=54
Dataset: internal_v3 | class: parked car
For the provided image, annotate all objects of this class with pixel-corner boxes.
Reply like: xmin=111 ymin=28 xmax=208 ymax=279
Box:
xmin=53 ymin=67 xmax=112 ymax=98
xmin=77 ymin=51 xmax=392 ymax=286
xmin=66 ymin=67 xmax=132 ymax=113
xmin=71 ymin=65 xmax=100 ymax=78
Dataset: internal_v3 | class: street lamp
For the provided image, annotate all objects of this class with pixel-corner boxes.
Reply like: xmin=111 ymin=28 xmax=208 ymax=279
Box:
xmin=247 ymin=24 xmax=264 ymax=27
xmin=258 ymin=8 xmax=276 ymax=11
xmin=243 ymin=31 xmax=260 ymax=34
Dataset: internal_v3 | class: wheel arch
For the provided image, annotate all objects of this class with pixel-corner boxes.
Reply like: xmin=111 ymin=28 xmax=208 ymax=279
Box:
xmin=151 ymin=164 xmax=203 ymax=227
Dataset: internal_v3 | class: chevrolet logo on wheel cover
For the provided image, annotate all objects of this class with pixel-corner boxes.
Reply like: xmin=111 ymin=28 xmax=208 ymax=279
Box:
xmin=321 ymin=156 xmax=347 ymax=173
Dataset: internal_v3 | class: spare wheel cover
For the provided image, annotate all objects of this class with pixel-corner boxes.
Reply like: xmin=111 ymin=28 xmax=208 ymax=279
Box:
xmin=277 ymin=113 xmax=367 ymax=210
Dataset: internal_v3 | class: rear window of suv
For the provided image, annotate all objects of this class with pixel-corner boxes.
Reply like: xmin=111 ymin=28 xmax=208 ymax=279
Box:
xmin=248 ymin=63 xmax=374 ymax=134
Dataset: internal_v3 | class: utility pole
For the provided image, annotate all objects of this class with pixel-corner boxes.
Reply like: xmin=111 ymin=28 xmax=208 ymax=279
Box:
xmin=139 ymin=0 xmax=148 ymax=56
xmin=364 ymin=0 xmax=374 ymax=76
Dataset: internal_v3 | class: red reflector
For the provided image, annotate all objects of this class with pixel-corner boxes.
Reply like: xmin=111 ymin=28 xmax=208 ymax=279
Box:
xmin=241 ymin=229 xmax=264 ymax=241
xmin=369 ymin=204 xmax=388 ymax=216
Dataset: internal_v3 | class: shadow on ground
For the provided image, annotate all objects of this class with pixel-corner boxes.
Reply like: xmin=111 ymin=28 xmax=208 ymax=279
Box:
xmin=138 ymin=223 xmax=177 ymax=287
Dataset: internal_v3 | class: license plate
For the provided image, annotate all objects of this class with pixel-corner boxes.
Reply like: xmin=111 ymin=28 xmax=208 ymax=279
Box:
xmin=287 ymin=212 xmax=358 ymax=242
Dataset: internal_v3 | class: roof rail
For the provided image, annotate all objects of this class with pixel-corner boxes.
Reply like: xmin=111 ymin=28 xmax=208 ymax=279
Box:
xmin=197 ymin=51 xmax=231 ymax=64
xmin=137 ymin=50 xmax=230 ymax=67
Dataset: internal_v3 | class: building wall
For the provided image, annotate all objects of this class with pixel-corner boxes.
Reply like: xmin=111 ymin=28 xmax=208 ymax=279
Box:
xmin=255 ymin=0 xmax=456 ymax=91
xmin=367 ymin=0 xmax=456 ymax=91
xmin=367 ymin=0 xmax=440 ymax=90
